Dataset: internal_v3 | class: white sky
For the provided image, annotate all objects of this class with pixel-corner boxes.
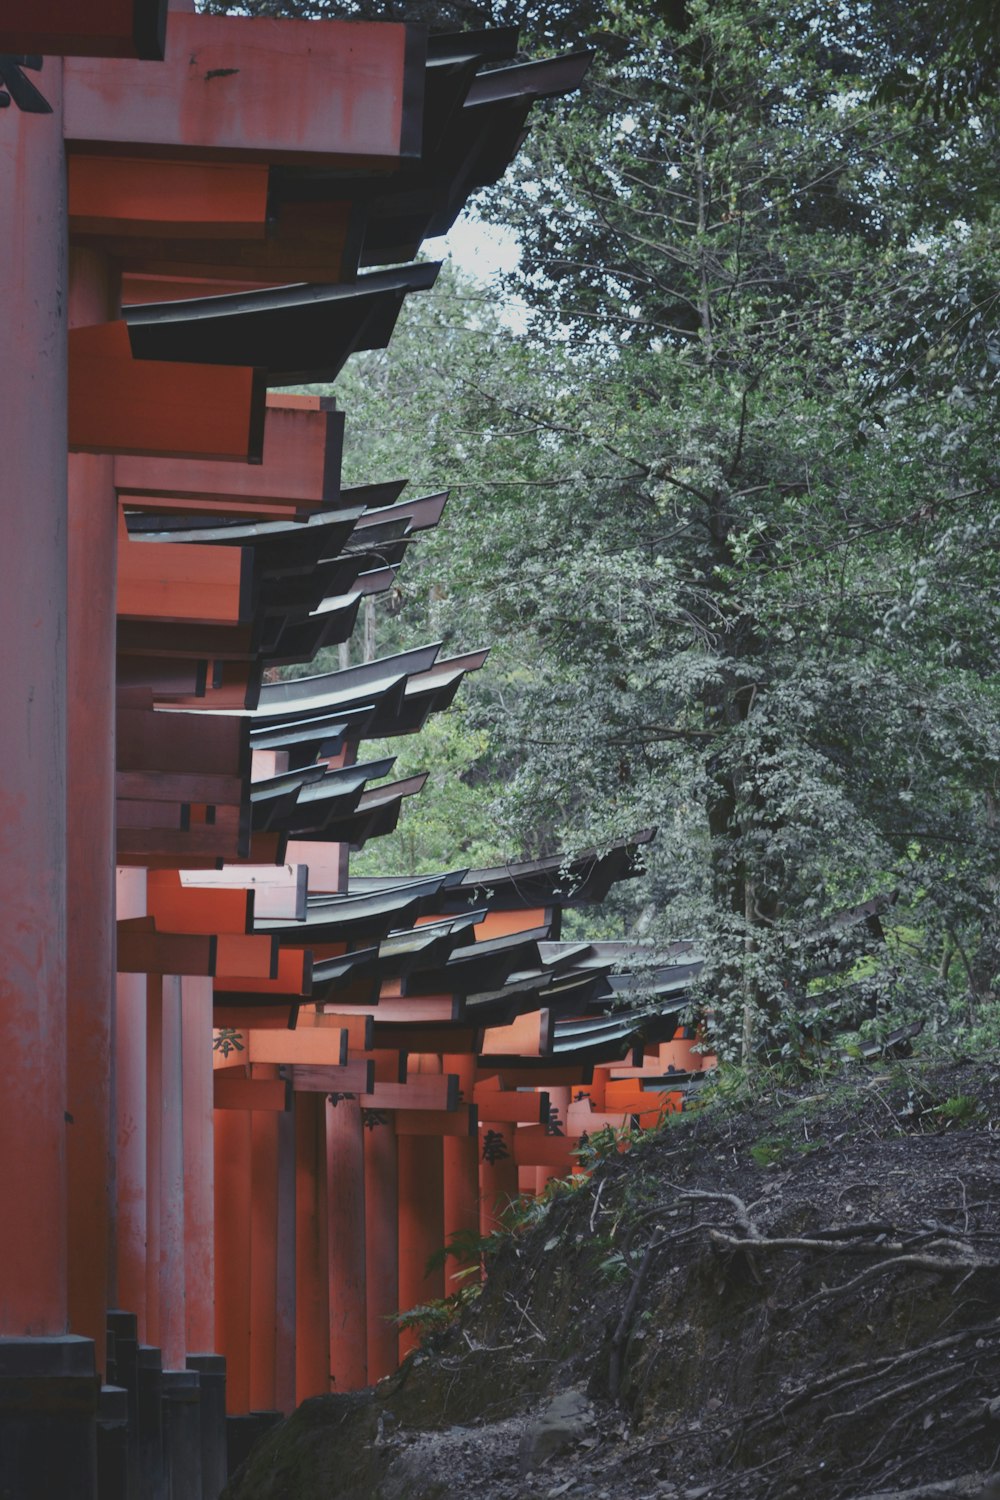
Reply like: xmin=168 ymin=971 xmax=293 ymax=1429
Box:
xmin=425 ymin=216 xmax=521 ymax=283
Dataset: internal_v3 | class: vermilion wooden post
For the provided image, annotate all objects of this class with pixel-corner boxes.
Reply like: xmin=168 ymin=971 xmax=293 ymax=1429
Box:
xmin=397 ymin=1135 xmax=444 ymax=1363
xmin=214 ymin=1108 xmax=252 ymax=1414
xmin=442 ymin=1054 xmax=480 ymax=1286
xmin=0 ymin=57 xmax=69 ymax=1342
xmin=363 ymin=1116 xmax=398 ymax=1384
xmin=295 ymin=1092 xmax=330 ymax=1403
xmin=115 ymin=868 xmax=148 ymax=1335
xmin=66 ymin=245 xmax=118 ymax=1378
xmin=249 ymin=1110 xmax=279 ymax=1412
xmin=274 ymin=1109 xmax=298 ymax=1412
xmin=326 ymin=1096 xmax=367 ymax=1392
xmin=145 ymin=976 xmax=163 ymax=1348
xmin=478 ymin=1121 xmax=518 ymax=1236
xmin=181 ymin=976 xmax=215 ymax=1356
xmin=159 ymin=975 xmax=186 ymax=1371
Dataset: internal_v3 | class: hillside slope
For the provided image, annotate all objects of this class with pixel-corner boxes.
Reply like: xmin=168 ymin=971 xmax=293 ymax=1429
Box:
xmin=225 ymin=1057 xmax=1000 ymax=1500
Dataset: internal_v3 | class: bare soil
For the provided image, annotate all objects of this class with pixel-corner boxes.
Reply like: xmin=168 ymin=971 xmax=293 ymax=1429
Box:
xmin=224 ymin=1055 xmax=1000 ymax=1500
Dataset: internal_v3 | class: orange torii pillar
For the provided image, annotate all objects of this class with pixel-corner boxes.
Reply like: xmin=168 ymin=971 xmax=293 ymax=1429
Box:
xmin=295 ymin=1091 xmax=330 ymax=1402
xmin=397 ymin=1132 xmax=445 ymax=1363
xmin=363 ymin=1113 xmax=399 ymax=1384
xmin=114 ymin=868 xmax=148 ymax=1335
xmin=0 ymin=60 xmax=98 ymax=1496
xmin=275 ymin=1108 xmax=298 ymax=1412
xmin=326 ymin=1096 xmax=368 ymax=1391
xmin=145 ymin=976 xmax=164 ymax=1349
xmin=66 ymin=243 xmax=118 ymax=1380
xmin=249 ymin=1109 xmax=280 ymax=1412
xmin=159 ymin=977 xmax=187 ymax=1371
xmin=181 ymin=976 xmax=215 ymax=1358
xmin=214 ymin=1108 xmax=253 ymax=1414
xmin=442 ymin=1053 xmax=481 ymax=1281
xmin=478 ymin=1122 xmax=519 ymax=1235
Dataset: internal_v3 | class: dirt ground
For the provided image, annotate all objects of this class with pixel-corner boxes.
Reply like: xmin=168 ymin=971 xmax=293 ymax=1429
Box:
xmin=224 ymin=1054 xmax=1000 ymax=1500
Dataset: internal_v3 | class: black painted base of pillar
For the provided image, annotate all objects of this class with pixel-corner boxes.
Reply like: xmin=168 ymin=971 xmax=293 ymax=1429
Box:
xmin=97 ymin=1384 xmax=129 ymax=1500
xmin=137 ymin=1346 xmax=166 ymax=1500
xmin=186 ymin=1354 xmax=227 ymax=1500
xmin=106 ymin=1312 xmax=140 ymax=1499
xmin=226 ymin=1410 xmax=283 ymax=1482
xmin=161 ymin=1370 xmax=201 ymax=1500
xmin=0 ymin=1334 xmax=98 ymax=1500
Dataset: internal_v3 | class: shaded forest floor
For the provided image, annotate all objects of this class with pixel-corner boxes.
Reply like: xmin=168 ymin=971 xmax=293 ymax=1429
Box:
xmin=225 ymin=1055 xmax=1000 ymax=1500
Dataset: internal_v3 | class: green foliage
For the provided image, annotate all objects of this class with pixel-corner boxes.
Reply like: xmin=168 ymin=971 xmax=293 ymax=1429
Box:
xmin=394 ymin=1282 xmax=482 ymax=1339
xmin=350 ymin=710 xmax=508 ymax=876
xmin=749 ymin=1132 xmax=820 ymax=1168
xmin=930 ymin=1093 xmax=985 ymax=1128
xmin=460 ymin=0 xmax=1000 ymax=1057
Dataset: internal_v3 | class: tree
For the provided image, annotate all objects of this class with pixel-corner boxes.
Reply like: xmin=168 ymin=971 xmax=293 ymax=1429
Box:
xmin=454 ymin=0 xmax=1000 ymax=1055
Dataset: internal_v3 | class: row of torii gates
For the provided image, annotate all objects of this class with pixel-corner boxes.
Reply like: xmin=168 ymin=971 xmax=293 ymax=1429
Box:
xmin=0 ymin=4 xmax=709 ymax=1496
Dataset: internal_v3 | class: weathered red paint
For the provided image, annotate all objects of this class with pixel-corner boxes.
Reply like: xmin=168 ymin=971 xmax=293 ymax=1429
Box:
xmin=64 ymin=13 xmax=416 ymax=165
xmin=115 ymin=397 xmax=342 ymax=513
xmin=326 ymin=1097 xmax=368 ymax=1392
xmin=0 ymin=68 xmax=69 ymax=1337
xmin=69 ymin=154 xmax=269 ymax=237
xmin=295 ymin=1092 xmax=330 ymax=1402
xmin=249 ymin=1108 xmax=279 ymax=1411
xmin=115 ymin=868 xmax=149 ymax=1335
xmin=159 ymin=974 xmax=187 ymax=1369
xmin=65 ymin=245 xmax=118 ymax=1374
xmin=182 ymin=975 xmax=215 ymax=1355
xmin=70 ymin=320 xmax=264 ymax=461
xmin=214 ymin=1106 xmax=252 ymax=1412
xmin=397 ymin=1134 xmax=444 ymax=1362
xmin=363 ymin=1118 xmax=398 ymax=1384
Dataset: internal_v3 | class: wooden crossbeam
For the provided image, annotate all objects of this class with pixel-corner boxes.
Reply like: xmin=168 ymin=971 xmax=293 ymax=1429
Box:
xmin=291 ymin=1061 xmax=374 ymax=1094
xmin=115 ymin=397 xmax=342 ymax=514
xmin=70 ymin=321 xmax=265 ymax=461
xmin=118 ymin=534 xmax=253 ymax=625
xmin=351 ymin=1050 xmax=406 ymax=1085
xmin=473 ymin=1088 xmax=550 ymax=1125
xmin=476 ymin=1064 xmax=592 ymax=1091
xmin=117 ymin=770 xmax=245 ymax=807
xmin=361 ymin=1077 xmax=459 ymax=1112
xmin=116 ymin=823 xmax=248 ymax=864
xmin=147 ymin=873 xmax=252 ymax=935
xmin=117 ymin=707 xmax=247 ymax=776
xmin=213 ymin=1005 xmax=298 ymax=1032
xmin=371 ymin=1023 xmax=478 ymax=1053
xmin=117 ymin=918 xmax=215 ymax=976
xmin=213 ymin=946 xmax=311 ymax=998
xmin=599 ymin=1082 xmax=681 ymax=1122
xmin=480 ymin=1009 xmax=552 ymax=1057
xmin=215 ymin=933 xmax=279 ymax=983
xmin=64 ymin=13 xmax=419 ymax=165
xmin=299 ymin=1011 xmax=373 ymax=1050
xmin=342 ymin=997 xmax=463 ymax=1023
xmin=395 ymin=1107 xmax=477 ymax=1137
xmin=213 ymin=1073 xmax=289 ymax=1112
xmin=180 ymin=865 xmax=307 ymax=921
xmin=510 ymin=1127 xmax=578 ymax=1172
xmin=249 ymin=1028 xmax=347 ymax=1066
xmin=109 ymin=200 xmax=361 ymax=288
xmin=69 ymin=155 xmax=269 ymax=237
